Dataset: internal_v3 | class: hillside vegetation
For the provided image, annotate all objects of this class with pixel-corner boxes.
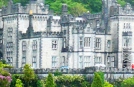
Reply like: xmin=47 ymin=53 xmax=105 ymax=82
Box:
xmin=0 ymin=0 xmax=133 ymax=16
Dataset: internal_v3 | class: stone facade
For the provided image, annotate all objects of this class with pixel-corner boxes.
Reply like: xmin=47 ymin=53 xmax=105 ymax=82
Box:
xmin=0 ymin=0 xmax=134 ymax=69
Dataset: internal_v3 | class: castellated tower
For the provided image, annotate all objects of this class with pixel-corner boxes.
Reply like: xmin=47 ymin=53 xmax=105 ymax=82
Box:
xmin=60 ymin=4 xmax=70 ymax=67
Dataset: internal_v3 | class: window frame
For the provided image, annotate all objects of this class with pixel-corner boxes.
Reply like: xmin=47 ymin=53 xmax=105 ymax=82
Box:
xmin=79 ymin=37 xmax=83 ymax=48
xmin=7 ymin=27 xmax=13 ymax=38
xmin=95 ymin=57 xmax=102 ymax=64
xmin=79 ymin=56 xmax=83 ymax=68
xmin=22 ymin=41 xmax=26 ymax=51
xmin=52 ymin=40 xmax=58 ymax=50
xmin=95 ymin=38 xmax=101 ymax=49
xmin=52 ymin=56 xmax=57 ymax=68
xmin=84 ymin=37 xmax=91 ymax=47
xmin=32 ymin=40 xmax=37 ymax=51
xmin=84 ymin=56 xmax=90 ymax=67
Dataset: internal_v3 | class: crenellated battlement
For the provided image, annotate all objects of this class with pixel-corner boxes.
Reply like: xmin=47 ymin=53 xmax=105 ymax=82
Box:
xmin=87 ymin=13 xmax=101 ymax=19
xmin=19 ymin=31 xmax=63 ymax=39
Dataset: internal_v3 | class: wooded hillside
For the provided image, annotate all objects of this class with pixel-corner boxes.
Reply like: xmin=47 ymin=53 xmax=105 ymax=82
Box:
xmin=0 ymin=0 xmax=133 ymax=16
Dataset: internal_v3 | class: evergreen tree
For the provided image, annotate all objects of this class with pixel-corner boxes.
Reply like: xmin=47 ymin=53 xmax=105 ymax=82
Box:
xmin=91 ymin=72 xmax=103 ymax=87
xmin=15 ymin=79 xmax=23 ymax=87
xmin=23 ymin=64 xmax=35 ymax=87
xmin=45 ymin=73 xmax=55 ymax=87
xmin=97 ymin=71 xmax=104 ymax=85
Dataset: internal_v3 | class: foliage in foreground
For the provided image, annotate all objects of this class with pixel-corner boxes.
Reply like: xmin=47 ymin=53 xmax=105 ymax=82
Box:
xmin=15 ymin=79 xmax=23 ymax=87
xmin=23 ymin=64 xmax=36 ymax=87
xmin=54 ymin=75 xmax=90 ymax=87
xmin=121 ymin=77 xmax=134 ymax=87
xmin=91 ymin=72 xmax=103 ymax=87
xmin=104 ymin=81 xmax=113 ymax=87
xmin=45 ymin=73 xmax=55 ymax=87
xmin=0 ymin=62 xmax=12 ymax=87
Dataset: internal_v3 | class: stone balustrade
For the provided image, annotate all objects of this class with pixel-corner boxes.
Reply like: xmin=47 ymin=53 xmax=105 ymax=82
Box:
xmin=4 ymin=67 xmax=134 ymax=74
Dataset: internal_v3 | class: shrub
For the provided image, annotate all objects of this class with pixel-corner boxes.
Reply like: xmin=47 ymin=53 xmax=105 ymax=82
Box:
xmin=121 ymin=77 xmax=134 ymax=87
xmin=54 ymin=70 xmax=62 ymax=76
xmin=91 ymin=72 xmax=103 ymax=87
xmin=37 ymin=80 xmax=44 ymax=87
xmin=23 ymin=64 xmax=35 ymax=87
xmin=104 ymin=81 xmax=113 ymax=87
xmin=0 ymin=62 xmax=12 ymax=87
xmin=15 ymin=79 xmax=23 ymax=87
xmin=55 ymin=75 xmax=87 ymax=87
xmin=45 ymin=73 xmax=55 ymax=87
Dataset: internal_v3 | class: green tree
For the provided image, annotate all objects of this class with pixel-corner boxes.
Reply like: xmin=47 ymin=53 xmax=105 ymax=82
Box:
xmin=45 ymin=73 xmax=55 ymax=87
xmin=55 ymin=75 xmax=85 ymax=87
xmin=0 ymin=59 xmax=6 ymax=64
xmin=124 ymin=0 xmax=134 ymax=6
xmin=117 ymin=0 xmax=126 ymax=6
xmin=37 ymin=80 xmax=44 ymax=87
xmin=13 ymin=0 xmax=29 ymax=6
xmin=0 ymin=0 xmax=8 ymax=8
xmin=47 ymin=0 xmax=87 ymax=15
xmin=104 ymin=81 xmax=113 ymax=87
xmin=91 ymin=72 xmax=103 ymax=87
xmin=70 ymin=2 xmax=88 ymax=16
xmin=72 ymin=0 xmax=102 ymax=13
xmin=97 ymin=71 xmax=104 ymax=85
xmin=15 ymin=79 xmax=23 ymax=87
xmin=121 ymin=77 xmax=134 ymax=87
xmin=23 ymin=64 xmax=35 ymax=87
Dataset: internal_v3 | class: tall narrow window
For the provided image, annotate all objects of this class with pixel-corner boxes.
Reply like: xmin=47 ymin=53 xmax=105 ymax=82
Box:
xmin=22 ymin=57 xmax=26 ymax=67
xmin=62 ymin=56 xmax=65 ymax=66
xmin=123 ymin=37 xmax=131 ymax=47
xmin=52 ymin=56 xmax=57 ymax=68
xmin=6 ymin=42 xmax=13 ymax=59
xmin=84 ymin=37 xmax=91 ymax=47
xmin=84 ymin=56 xmax=90 ymax=67
xmin=9 ymin=57 xmax=13 ymax=66
xmin=96 ymin=38 xmax=101 ymax=49
xmin=52 ymin=40 xmax=58 ymax=50
xmin=96 ymin=20 xmax=100 ymax=28
xmin=107 ymin=40 xmax=111 ymax=48
xmin=79 ymin=56 xmax=83 ymax=68
xmin=7 ymin=27 xmax=13 ymax=38
xmin=22 ymin=57 xmax=26 ymax=63
xmin=32 ymin=56 xmax=37 ymax=68
xmin=63 ymin=38 xmax=66 ymax=48
xmin=79 ymin=37 xmax=83 ymax=48
xmin=32 ymin=40 xmax=37 ymax=50
xmin=22 ymin=41 xmax=26 ymax=51
xmin=111 ymin=56 xmax=115 ymax=67
xmin=64 ymin=30 xmax=66 ymax=35
xmin=123 ymin=23 xmax=125 ymax=29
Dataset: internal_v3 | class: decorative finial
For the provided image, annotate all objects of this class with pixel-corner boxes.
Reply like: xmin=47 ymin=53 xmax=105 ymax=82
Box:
xmin=29 ymin=10 xmax=33 ymax=15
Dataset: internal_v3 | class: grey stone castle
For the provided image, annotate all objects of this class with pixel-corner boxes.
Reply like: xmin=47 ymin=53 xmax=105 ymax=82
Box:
xmin=0 ymin=0 xmax=133 ymax=69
